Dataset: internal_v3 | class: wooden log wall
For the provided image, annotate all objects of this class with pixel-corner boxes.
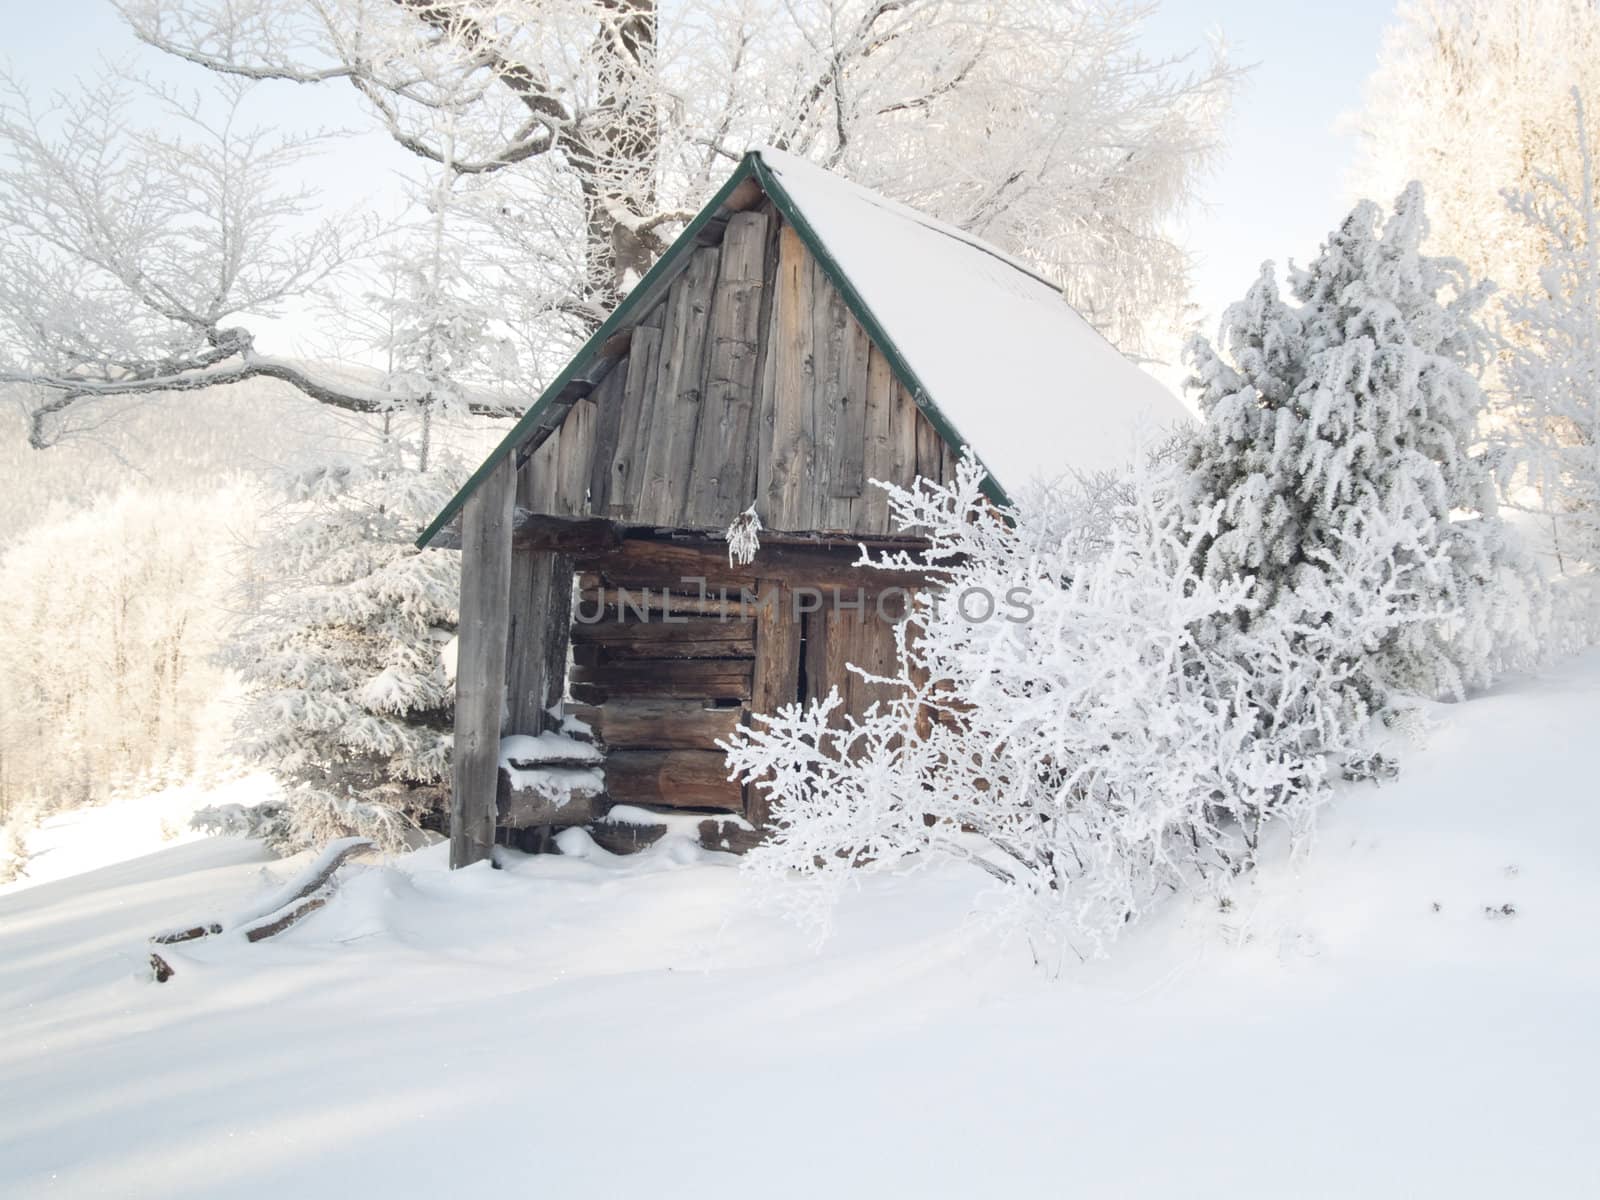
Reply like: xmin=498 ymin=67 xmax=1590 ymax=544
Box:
xmin=569 ymin=576 xmax=755 ymax=813
xmin=561 ymin=537 xmax=916 ymax=825
xmin=509 ymin=200 xmax=961 ymax=541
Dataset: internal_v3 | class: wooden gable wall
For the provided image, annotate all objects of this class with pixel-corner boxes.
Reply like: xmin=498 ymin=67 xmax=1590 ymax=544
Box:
xmin=515 ymin=199 xmax=961 ymax=537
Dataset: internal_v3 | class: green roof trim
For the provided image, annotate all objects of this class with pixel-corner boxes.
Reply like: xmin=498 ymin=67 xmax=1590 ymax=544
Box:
xmin=417 ymin=150 xmax=1009 ymax=548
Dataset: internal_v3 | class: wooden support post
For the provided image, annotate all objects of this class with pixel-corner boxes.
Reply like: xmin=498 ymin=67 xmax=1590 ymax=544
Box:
xmin=451 ymin=453 xmax=516 ymax=870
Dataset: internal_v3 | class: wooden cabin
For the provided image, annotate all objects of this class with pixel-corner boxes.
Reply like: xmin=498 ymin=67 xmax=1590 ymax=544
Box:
xmin=417 ymin=148 xmax=1189 ymax=868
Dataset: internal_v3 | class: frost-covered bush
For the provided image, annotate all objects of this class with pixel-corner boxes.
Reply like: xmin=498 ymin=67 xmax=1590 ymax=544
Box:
xmin=1182 ymin=182 xmax=1548 ymax=703
xmin=224 ymin=439 xmax=465 ymax=854
xmin=724 ymin=459 xmax=1441 ymax=957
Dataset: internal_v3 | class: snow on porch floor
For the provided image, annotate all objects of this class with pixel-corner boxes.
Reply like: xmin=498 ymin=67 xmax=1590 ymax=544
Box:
xmin=2 ymin=654 xmax=1599 ymax=1199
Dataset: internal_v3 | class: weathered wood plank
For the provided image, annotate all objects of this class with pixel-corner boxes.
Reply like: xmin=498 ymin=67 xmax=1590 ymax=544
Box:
xmin=571 ymin=615 xmax=755 ymax=657
xmin=940 ymin=438 xmax=963 ymax=488
xmin=685 ymin=209 xmax=770 ymax=529
xmin=889 ymin=381 xmax=920 ymax=516
xmin=509 ymin=551 xmax=574 ymax=734
xmin=555 ymin=384 xmax=603 ymax=516
xmin=573 ymin=535 xmax=929 ymax=595
xmin=760 ymin=225 xmax=815 ymax=533
xmin=588 ymin=813 xmax=762 ymax=855
xmin=860 ymin=343 xmax=896 ymax=533
xmin=749 ymin=581 xmax=800 ymax=717
xmin=568 ymin=658 xmax=753 ymax=704
xmin=596 ymin=321 xmax=663 ymax=515
xmin=520 ymin=423 xmax=562 ymax=514
xmin=748 ymin=203 xmax=783 ymax=524
xmin=497 ymin=765 xmax=603 ymax=829
xmin=451 ymin=453 xmax=516 ymax=870
xmin=830 ymin=314 xmax=871 ymax=502
xmin=603 ymin=750 xmax=743 ymax=811
xmin=807 ymin=250 xmax=850 ymax=526
xmin=636 ymin=247 xmax=721 ymax=525
xmin=576 ymin=584 xmax=760 ymax=620
xmin=573 ymin=638 xmax=753 ymax=666
xmin=843 ymin=607 xmax=905 ymax=723
xmin=747 ymin=579 xmax=802 ymax=827
xmin=587 ymin=818 xmax=668 ymax=855
xmin=914 ymin=396 xmax=944 ymax=487
xmin=505 ymin=547 xmax=542 ymax=731
xmin=569 ymin=699 xmax=745 ymax=750
xmin=696 ymin=818 xmax=765 ymax=854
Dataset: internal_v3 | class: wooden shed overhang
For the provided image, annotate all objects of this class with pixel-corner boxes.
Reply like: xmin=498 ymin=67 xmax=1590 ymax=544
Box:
xmin=416 ymin=150 xmax=1008 ymax=551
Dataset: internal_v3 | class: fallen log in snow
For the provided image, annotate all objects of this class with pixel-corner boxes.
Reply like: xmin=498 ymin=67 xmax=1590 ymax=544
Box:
xmin=146 ymin=837 xmax=374 ymax=968
xmin=152 ymin=922 xmax=223 ymax=946
xmin=242 ymin=895 xmax=329 ymax=943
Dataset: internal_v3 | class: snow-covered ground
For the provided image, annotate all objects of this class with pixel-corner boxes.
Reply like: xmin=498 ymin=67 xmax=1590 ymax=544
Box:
xmin=1 ymin=773 xmax=280 ymax=896
xmin=2 ymin=655 xmax=1597 ymax=1198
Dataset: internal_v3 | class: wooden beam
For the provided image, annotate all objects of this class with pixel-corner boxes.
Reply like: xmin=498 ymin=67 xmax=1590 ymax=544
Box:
xmin=569 ymin=658 xmax=753 ymax=704
xmin=568 ymin=699 xmax=745 ymax=750
xmin=578 ymin=534 xmax=931 ymax=594
xmin=602 ymin=749 xmax=743 ymax=811
xmin=451 ymin=453 xmax=516 ymax=870
xmin=511 ymin=512 xmax=624 ymax=553
xmin=571 ymin=615 xmax=755 ymax=657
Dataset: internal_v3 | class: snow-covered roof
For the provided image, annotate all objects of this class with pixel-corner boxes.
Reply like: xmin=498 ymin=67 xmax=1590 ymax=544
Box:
xmin=419 ymin=149 xmax=1192 ymax=547
xmin=753 ymin=147 xmax=1192 ymax=488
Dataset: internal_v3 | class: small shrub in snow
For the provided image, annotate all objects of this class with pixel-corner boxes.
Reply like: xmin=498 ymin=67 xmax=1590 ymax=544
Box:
xmin=724 ymin=459 xmax=1440 ymax=957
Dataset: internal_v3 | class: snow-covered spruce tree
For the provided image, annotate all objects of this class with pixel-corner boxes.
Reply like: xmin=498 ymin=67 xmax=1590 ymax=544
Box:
xmin=1183 ymin=183 xmax=1547 ymax=703
xmin=1503 ymin=88 xmax=1600 ymax=576
xmin=221 ymin=124 xmax=505 ymax=855
xmin=723 ymin=459 xmax=1438 ymax=958
xmin=224 ymin=434 xmax=464 ymax=854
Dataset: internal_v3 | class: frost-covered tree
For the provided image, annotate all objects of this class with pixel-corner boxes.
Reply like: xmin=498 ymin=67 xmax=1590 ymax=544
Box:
xmin=221 ymin=130 xmax=491 ymax=853
xmin=1503 ymin=88 xmax=1600 ymax=573
xmin=1354 ymin=0 xmax=1600 ymax=317
xmin=3 ymin=1 xmax=1236 ymax=447
xmin=224 ymin=432 xmax=465 ymax=854
xmin=1183 ymin=184 xmax=1547 ymax=703
xmin=724 ymin=459 xmax=1438 ymax=958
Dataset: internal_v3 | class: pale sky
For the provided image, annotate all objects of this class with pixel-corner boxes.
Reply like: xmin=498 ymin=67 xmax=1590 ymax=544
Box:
xmin=1143 ymin=0 xmax=1400 ymax=335
xmin=9 ymin=0 xmax=1402 ymax=362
